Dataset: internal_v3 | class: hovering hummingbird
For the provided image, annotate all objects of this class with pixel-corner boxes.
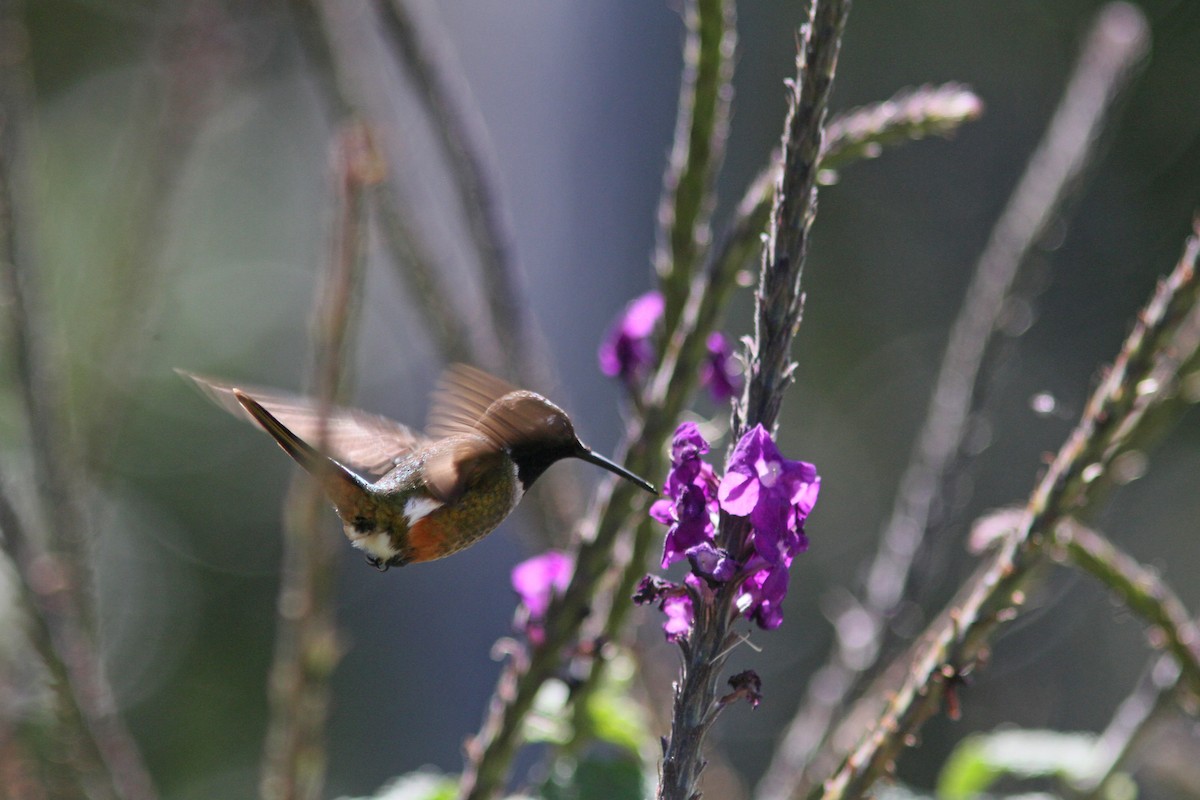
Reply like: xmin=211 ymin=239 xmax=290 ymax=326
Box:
xmin=179 ymin=365 xmax=655 ymax=569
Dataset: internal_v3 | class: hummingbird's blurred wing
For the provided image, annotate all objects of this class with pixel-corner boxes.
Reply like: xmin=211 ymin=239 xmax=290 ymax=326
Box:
xmin=178 ymin=371 xmax=428 ymax=476
xmin=424 ymin=364 xmax=518 ymax=438
xmin=420 ymin=436 xmax=507 ymax=503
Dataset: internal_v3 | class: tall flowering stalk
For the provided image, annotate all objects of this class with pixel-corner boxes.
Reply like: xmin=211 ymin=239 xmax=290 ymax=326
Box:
xmin=650 ymin=0 xmax=850 ymax=797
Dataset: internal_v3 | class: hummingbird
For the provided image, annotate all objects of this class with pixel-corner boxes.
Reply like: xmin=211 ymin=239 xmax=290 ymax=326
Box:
xmin=179 ymin=365 xmax=656 ymax=569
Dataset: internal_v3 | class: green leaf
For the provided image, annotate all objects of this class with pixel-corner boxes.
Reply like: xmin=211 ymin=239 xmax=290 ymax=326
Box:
xmin=541 ymin=753 xmax=649 ymax=800
xmin=336 ymin=769 xmax=457 ymax=800
xmin=937 ymin=729 xmax=1100 ymax=800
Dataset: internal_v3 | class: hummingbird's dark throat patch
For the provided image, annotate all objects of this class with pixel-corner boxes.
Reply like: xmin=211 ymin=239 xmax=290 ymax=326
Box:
xmin=509 ymin=442 xmax=576 ymax=490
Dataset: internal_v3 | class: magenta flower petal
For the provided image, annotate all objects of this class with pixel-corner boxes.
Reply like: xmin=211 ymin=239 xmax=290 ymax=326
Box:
xmin=511 ymin=550 xmax=572 ymax=620
xmin=701 ymin=332 xmax=742 ymax=403
xmin=598 ymin=291 xmax=664 ymax=382
xmin=662 ymin=593 xmax=694 ymax=641
xmin=685 ymin=542 xmax=736 ymax=584
xmin=717 ymin=469 xmax=758 ymax=516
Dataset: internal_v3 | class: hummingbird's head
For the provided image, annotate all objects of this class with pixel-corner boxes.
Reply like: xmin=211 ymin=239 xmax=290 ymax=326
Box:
xmin=477 ymin=392 xmax=655 ymax=493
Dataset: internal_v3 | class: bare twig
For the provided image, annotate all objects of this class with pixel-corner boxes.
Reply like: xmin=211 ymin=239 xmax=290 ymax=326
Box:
xmin=259 ymin=124 xmax=379 ymax=800
xmin=655 ymin=0 xmax=736 ymax=339
xmin=816 ymin=220 xmax=1200 ymax=800
xmin=0 ymin=0 xmax=94 ymax=626
xmin=757 ymin=8 xmax=1150 ymax=797
xmin=298 ymin=0 xmax=581 ymax=545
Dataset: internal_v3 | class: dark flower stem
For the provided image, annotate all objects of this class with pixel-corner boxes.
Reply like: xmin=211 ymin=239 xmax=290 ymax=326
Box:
xmin=816 ymin=221 xmax=1200 ymax=800
xmin=656 ymin=0 xmax=736 ymax=340
xmin=259 ymin=124 xmax=378 ymax=800
xmin=757 ymin=8 xmax=1150 ymax=797
xmin=658 ymin=3 xmax=851 ymax=799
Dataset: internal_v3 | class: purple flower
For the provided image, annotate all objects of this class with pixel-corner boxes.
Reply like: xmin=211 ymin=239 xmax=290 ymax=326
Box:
xmin=718 ymin=424 xmax=820 ymax=566
xmin=653 ymin=423 xmax=719 ymax=568
xmin=737 ymin=559 xmax=791 ymax=630
xmin=701 ymin=332 xmax=743 ymax=403
xmin=685 ymin=542 xmax=736 ymax=584
xmin=512 ymin=550 xmax=572 ymax=642
xmin=662 ymin=591 xmax=694 ymax=642
xmin=598 ymin=291 xmax=664 ymax=385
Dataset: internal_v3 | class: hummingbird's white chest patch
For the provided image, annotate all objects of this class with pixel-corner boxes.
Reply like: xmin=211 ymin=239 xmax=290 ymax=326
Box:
xmin=346 ymin=527 xmax=400 ymax=562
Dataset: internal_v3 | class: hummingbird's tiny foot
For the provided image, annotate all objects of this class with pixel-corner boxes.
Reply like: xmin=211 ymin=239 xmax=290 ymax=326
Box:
xmin=366 ymin=555 xmax=389 ymax=572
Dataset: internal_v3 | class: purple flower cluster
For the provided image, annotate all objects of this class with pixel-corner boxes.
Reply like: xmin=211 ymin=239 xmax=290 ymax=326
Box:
xmin=598 ymin=290 xmax=743 ymax=403
xmin=511 ymin=550 xmax=573 ymax=644
xmin=637 ymin=423 xmax=819 ymax=637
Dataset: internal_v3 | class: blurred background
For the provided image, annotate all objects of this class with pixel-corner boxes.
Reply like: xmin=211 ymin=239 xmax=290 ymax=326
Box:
xmin=2 ymin=0 xmax=1200 ymax=798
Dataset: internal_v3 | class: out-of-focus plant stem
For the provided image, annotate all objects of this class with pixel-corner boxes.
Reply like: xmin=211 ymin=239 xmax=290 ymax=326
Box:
xmin=0 ymin=5 xmax=159 ymax=797
xmin=372 ymin=0 xmax=551 ymax=391
xmin=757 ymin=8 xmax=1149 ymax=797
xmin=259 ymin=123 xmax=379 ymax=800
xmin=1077 ymin=652 xmax=1186 ymax=799
xmin=1053 ymin=520 xmax=1200 ymax=697
xmin=816 ymin=221 xmax=1200 ymax=800
xmin=655 ymin=0 xmax=735 ymax=341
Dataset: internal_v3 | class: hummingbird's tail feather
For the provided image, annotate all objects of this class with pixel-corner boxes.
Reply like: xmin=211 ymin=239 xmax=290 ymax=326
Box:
xmin=231 ymin=389 xmax=370 ymax=507
xmin=177 ymin=369 xmax=424 ymax=476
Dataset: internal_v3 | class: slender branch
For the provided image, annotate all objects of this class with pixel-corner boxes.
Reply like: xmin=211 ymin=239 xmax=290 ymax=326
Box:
xmin=1053 ymin=520 xmax=1200 ymax=698
xmin=757 ymin=9 xmax=1149 ymax=797
xmin=0 ymin=0 xmax=95 ymax=628
xmin=655 ymin=0 xmax=736 ymax=339
xmin=259 ymin=123 xmax=378 ymax=800
xmin=819 ymin=83 xmax=983 ymax=173
xmin=816 ymin=220 xmax=1200 ymax=800
xmin=292 ymin=0 xmax=474 ymax=357
xmin=0 ymin=478 xmax=156 ymax=800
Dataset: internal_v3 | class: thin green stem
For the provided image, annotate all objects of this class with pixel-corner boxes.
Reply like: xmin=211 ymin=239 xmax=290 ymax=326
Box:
xmin=656 ymin=0 xmax=736 ymax=339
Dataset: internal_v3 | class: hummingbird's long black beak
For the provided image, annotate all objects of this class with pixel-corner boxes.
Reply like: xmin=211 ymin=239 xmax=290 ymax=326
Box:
xmin=577 ymin=447 xmax=657 ymax=494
